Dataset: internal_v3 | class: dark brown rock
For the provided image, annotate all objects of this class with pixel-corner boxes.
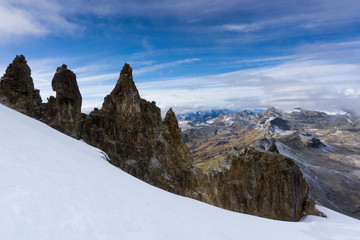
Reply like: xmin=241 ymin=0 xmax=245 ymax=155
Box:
xmin=78 ymin=63 xmax=198 ymax=195
xmin=202 ymin=147 xmax=316 ymax=221
xmin=52 ymin=64 xmax=81 ymax=101
xmin=43 ymin=64 xmax=82 ymax=137
xmin=0 ymin=55 xmax=42 ymax=117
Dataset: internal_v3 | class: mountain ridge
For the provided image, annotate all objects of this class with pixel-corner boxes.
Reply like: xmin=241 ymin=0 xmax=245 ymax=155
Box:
xmin=0 ymin=55 xmax=319 ymax=221
xmin=1 ymin=103 xmax=359 ymax=239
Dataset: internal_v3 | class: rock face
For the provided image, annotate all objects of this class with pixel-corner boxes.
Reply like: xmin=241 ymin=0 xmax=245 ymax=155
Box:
xmin=43 ymin=64 xmax=82 ymax=137
xmin=0 ymin=55 xmax=42 ymax=118
xmin=205 ymin=148 xmax=313 ymax=221
xmin=0 ymin=56 xmax=318 ymax=221
xmin=78 ymin=64 xmax=198 ymax=195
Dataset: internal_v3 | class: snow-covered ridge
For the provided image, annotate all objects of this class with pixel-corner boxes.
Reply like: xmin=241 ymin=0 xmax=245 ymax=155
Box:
xmin=1 ymin=104 xmax=359 ymax=240
xmin=285 ymin=108 xmax=348 ymax=116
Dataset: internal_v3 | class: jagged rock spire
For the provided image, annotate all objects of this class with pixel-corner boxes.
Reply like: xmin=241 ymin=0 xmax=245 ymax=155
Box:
xmin=111 ymin=63 xmax=139 ymax=97
xmin=44 ymin=64 xmax=82 ymax=138
xmin=163 ymin=108 xmax=183 ymax=145
xmin=0 ymin=55 xmax=42 ymax=117
xmin=1 ymin=55 xmax=33 ymax=95
xmin=52 ymin=64 xmax=81 ymax=102
xmin=103 ymin=63 xmax=141 ymax=113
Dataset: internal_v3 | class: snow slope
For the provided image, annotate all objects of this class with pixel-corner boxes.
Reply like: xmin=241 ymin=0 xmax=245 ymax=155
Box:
xmin=0 ymin=104 xmax=359 ymax=240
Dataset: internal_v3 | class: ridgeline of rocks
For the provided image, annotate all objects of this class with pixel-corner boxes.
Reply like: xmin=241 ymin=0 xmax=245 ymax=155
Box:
xmin=0 ymin=55 xmax=320 ymax=221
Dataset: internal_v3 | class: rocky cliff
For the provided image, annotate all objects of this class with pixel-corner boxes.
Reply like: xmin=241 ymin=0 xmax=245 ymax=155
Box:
xmin=0 ymin=55 xmax=318 ymax=221
xmin=209 ymin=148 xmax=313 ymax=221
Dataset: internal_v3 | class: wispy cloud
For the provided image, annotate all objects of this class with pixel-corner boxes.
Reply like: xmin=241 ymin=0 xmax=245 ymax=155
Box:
xmin=0 ymin=1 xmax=80 ymax=41
xmin=1 ymin=0 xmax=358 ymax=119
xmin=133 ymin=58 xmax=200 ymax=75
xmin=2 ymin=0 xmax=359 ymax=42
xmin=137 ymin=62 xmax=360 ymax=115
xmin=135 ymin=40 xmax=360 ymax=114
xmin=77 ymin=73 xmax=119 ymax=83
xmin=24 ymin=40 xmax=358 ymax=115
xmin=0 ymin=2 xmax=47 ymax=37
xmin=221 ymin=23 xmax=264 ymax=33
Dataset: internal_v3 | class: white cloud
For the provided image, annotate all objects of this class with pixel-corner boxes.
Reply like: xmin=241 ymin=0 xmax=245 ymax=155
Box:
xmin=1 ymin=0 xmax=359 ymax=46
xmin=222 ymin=23 xmax=264 ymax=33
xmin=0 ymin=0 xmax=80 ymax=40
xmin=36 ymin=46 xmax=356 ymax=115
xmin=134 ymin=58 xmax=200 ymax=75
xmin=136 ymin=56 xmax=360 ymax=114
xmin=77 ymin=73 xmax=119 ymax=84
xmin=3 ymin=39 xmax=359 ymax=116
xmin=341 ymin=88 xmax=360 ymax=98
xmin=0 ymin=3 xmax=47 ymax=37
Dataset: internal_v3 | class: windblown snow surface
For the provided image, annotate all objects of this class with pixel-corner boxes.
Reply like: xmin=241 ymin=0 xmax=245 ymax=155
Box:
xmin=0 ymin=104 xmax=359 ymax=240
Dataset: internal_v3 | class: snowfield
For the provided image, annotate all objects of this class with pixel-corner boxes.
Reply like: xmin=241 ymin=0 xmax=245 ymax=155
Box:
xmin=0 ymin=104 xmax=359 ymax=240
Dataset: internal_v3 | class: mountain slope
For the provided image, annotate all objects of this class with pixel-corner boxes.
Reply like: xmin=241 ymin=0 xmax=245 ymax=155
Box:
xmin=1 ymin=104 xmax=360 ymax=240
xmin=180 ymin=108 xmax=360 ymax=219
xmin=0 ymin=55 xmax=316 ymax=221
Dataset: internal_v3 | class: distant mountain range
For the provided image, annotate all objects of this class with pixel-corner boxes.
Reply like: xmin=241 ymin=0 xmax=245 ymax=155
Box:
xmin=179 ymin=107 xmax=360 ymax=219
xmin=177 ymin=109 xmax=264 ymax=123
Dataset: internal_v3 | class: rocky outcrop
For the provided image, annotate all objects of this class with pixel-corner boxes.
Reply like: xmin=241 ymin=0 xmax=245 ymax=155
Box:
xmin=0 ymin=57 xmax=82 ymax=138
xmin=43 ymin=64 xmax=82 ymax=138
xmin=78 ymin=64 xmax=199 ymax=195
xmin=0 ymin=55 xmax=42 ymax=118
xmin=0 ymin=56 xmax=318 ymax=221
xmin=200 ymin=148 xmax=317 ymax=221
xmin=251 ymin=138 xmax=279 ymax=153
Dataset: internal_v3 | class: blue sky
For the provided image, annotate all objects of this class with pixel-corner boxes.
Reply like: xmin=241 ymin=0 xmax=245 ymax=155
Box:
xmin=0 ymin=0 xmax=360 ymax=115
